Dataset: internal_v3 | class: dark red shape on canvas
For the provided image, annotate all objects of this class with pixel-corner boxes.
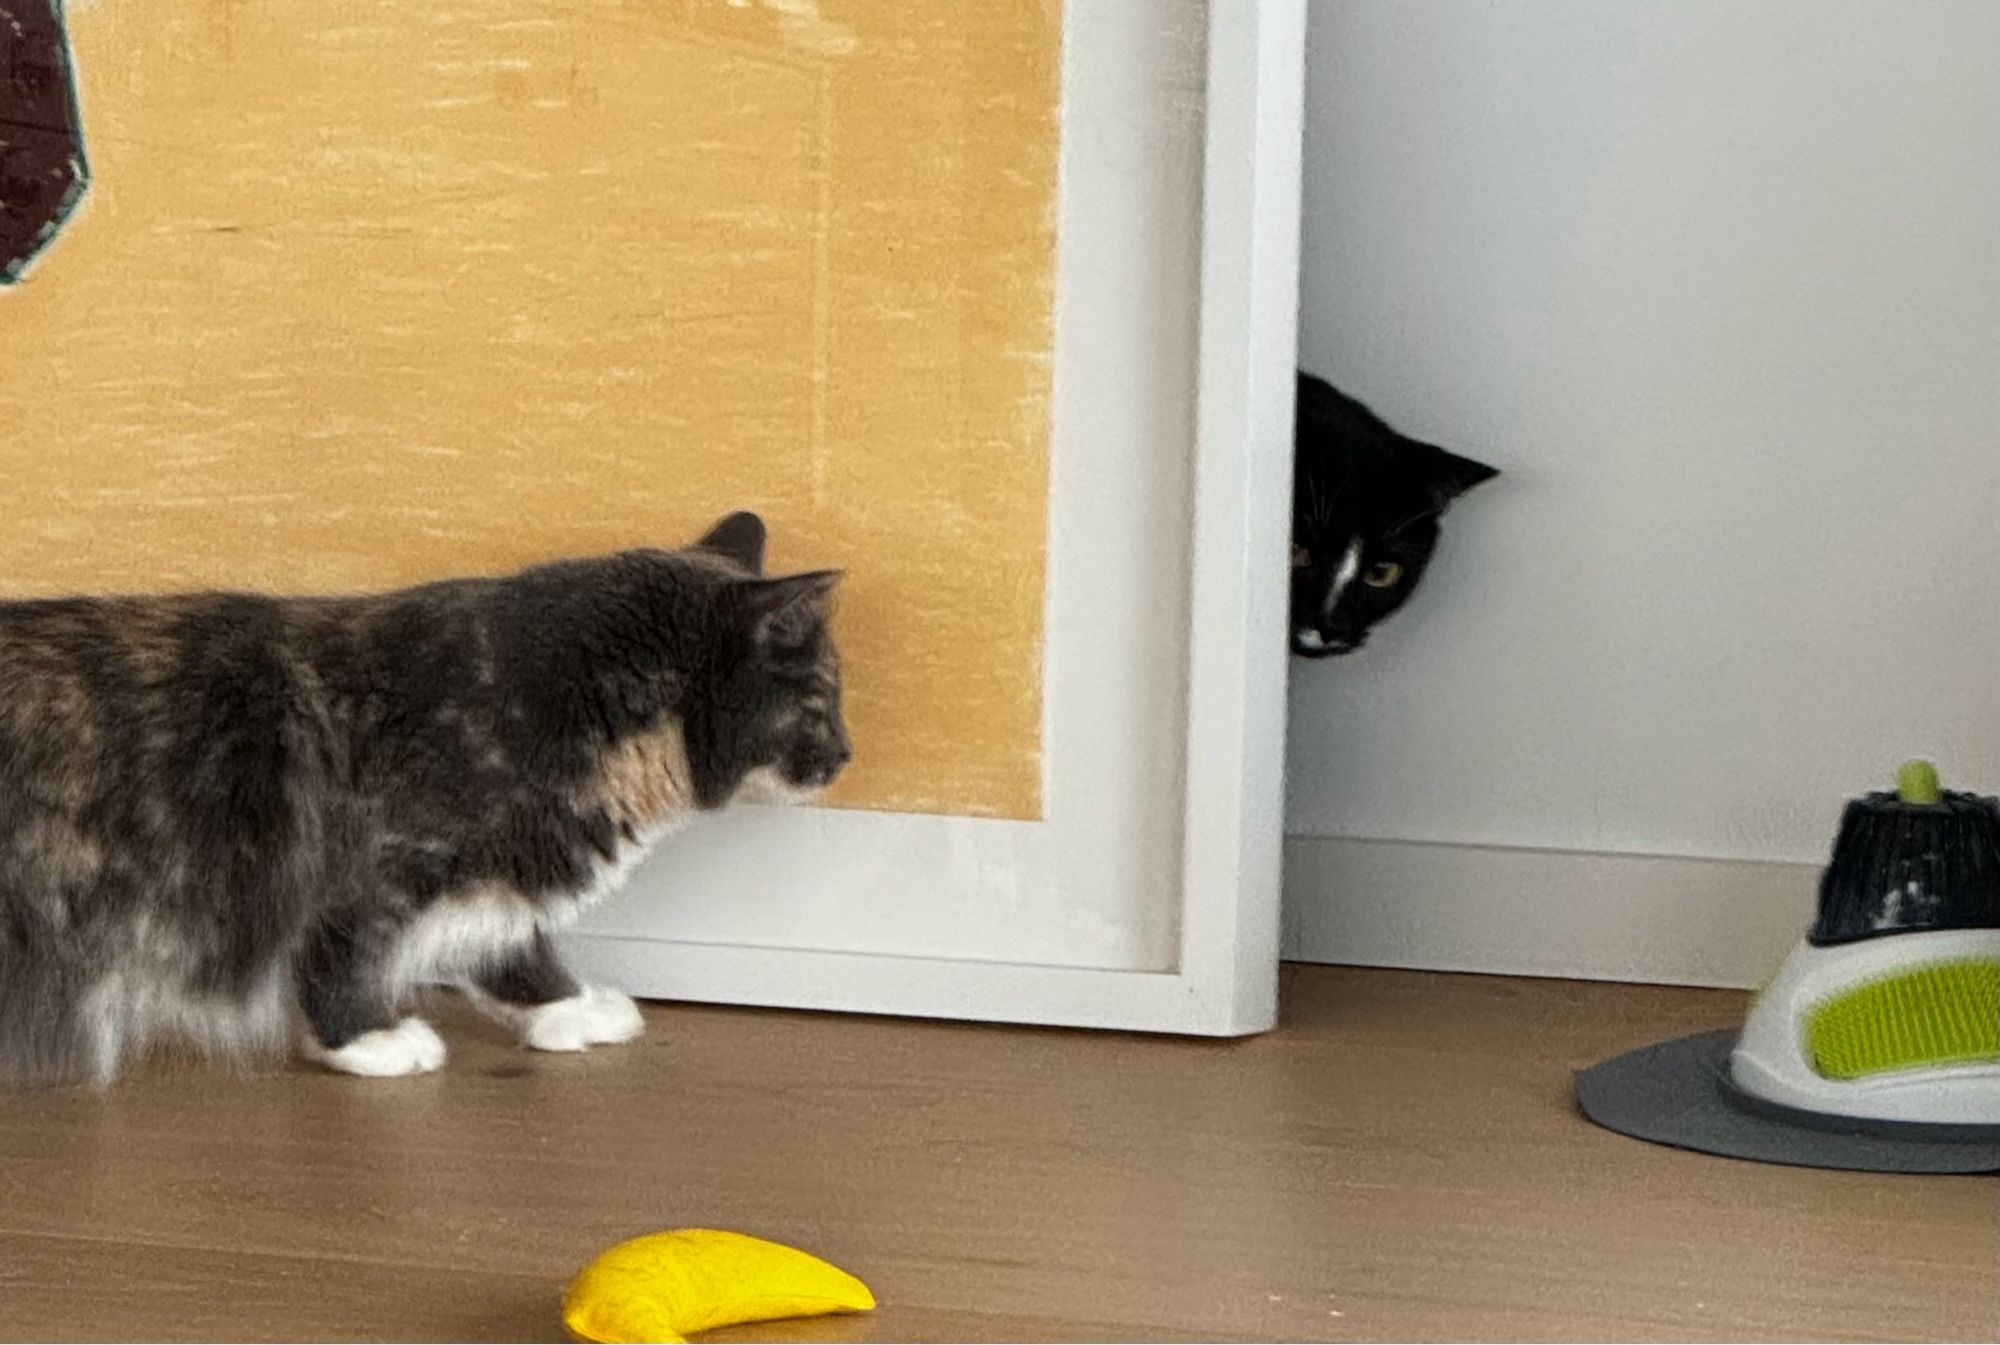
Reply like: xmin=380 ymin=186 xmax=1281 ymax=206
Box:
xmin=2 ymin=1 xmax=88 ymax=283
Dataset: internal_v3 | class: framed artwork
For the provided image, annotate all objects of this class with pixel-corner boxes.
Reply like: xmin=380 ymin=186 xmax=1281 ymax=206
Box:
xmin=569 ymin=0 xmax=1306 ymax=1035
xmin=2 ymin=0 xmax=1304 ymax=1035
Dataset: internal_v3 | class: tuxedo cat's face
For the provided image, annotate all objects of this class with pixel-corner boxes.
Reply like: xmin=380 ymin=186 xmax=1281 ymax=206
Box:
xmin=1291 ymin=374 xmax=1499 ymax=658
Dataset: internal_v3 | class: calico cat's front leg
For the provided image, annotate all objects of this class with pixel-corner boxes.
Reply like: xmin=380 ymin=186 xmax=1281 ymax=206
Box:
xmin=295 ymin=913 xmax=448 ymax=1077
xmin=462 ymin=930 xmax=644 ymax=1053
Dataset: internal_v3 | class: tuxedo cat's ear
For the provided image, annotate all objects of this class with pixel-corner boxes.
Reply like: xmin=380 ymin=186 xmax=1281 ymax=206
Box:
xmin=1417 ymin=443 xmax=1500 ymax=509
xmin=743 ymin=570 xmax=841 ymax=648
xmin=696 ymin=511 xmax=767 ymax=573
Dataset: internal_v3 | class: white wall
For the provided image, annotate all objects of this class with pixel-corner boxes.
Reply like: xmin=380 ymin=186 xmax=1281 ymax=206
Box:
xmin=1286 ymin=0 xmax=1999 ymax=985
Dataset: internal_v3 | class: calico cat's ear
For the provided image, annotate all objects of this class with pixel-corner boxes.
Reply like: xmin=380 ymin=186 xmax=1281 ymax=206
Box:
xmin=743 ymin=570 xmax=842 ymax=648
xmin=1416 ymin=443 xmax=1500 ymax=509
xmin=696 ymin=511 xmax=767 ymax=573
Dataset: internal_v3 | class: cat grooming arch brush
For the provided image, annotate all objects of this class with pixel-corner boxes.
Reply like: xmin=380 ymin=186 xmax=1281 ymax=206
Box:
xmin=1576 ymin=761 xmax=2000 ymax=1173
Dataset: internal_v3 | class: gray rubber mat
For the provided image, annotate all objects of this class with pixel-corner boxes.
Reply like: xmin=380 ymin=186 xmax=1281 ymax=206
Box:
xmin=1575 ymin=1029 xmax=2000 ymax=1174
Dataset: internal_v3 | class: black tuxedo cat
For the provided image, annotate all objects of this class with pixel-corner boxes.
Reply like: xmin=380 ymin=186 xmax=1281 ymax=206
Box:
xmin=1291 ymin=372 xmax=1500 ymax=657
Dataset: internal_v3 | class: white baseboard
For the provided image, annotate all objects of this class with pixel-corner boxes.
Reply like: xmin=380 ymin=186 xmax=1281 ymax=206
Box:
xmin=1282 ymin=834 xmax=1820 ymax=989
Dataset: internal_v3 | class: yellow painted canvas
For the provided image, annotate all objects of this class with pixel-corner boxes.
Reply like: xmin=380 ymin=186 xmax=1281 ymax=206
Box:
xmin=0 ymin=0 xmax=1058 ymax=818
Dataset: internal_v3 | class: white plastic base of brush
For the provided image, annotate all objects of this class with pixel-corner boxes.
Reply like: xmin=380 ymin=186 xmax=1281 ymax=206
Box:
xmin=1730 ymin=929 xmax=2000 ymax=1127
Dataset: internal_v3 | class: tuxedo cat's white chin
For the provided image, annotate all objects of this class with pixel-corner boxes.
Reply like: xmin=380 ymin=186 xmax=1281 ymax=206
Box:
xmin=1291 ymin=627 xmax=1364 ymax=658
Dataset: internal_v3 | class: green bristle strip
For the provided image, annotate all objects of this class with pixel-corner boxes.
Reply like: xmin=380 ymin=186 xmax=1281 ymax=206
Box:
xmin=1806 ymin=958 xmax=2000 ymax=1080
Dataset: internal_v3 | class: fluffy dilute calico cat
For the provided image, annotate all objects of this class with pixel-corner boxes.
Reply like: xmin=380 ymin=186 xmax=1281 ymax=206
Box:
xmin=1291 ymin=371 xmax=1500 ymax=657
xmin=0 ymin=512 xmax=847 ymax=1085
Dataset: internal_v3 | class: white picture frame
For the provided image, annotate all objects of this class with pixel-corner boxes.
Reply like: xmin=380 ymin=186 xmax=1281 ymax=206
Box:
xmin=564 ymin=0 xmax=1306 ymax=1036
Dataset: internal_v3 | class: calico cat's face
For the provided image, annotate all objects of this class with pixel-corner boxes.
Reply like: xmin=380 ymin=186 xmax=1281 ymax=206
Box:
xmin=1291 ymin=374 xmax=1499 ymax=658
xmin=688 ymin=512 xmax=852 ymax=804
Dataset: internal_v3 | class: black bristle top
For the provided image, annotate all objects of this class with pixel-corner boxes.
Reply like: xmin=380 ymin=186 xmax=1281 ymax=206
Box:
xmin=1811 ymin=774 xmax=2000 ymax=945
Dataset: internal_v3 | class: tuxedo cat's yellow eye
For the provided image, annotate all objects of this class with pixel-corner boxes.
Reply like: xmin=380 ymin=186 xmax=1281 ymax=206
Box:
xmin=1363 ymin=561 xmax=1403 ymax=588
xmin=1291 ymin=544 xmax=1310 ymax=569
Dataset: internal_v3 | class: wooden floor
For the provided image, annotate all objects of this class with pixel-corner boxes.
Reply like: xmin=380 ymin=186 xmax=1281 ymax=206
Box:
xmin=0 ymin=966 xmax=1992 ymax=1343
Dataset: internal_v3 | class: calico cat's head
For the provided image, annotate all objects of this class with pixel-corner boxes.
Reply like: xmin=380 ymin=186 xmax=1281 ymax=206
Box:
xmin=685 ymin=511 xmax=851 ymax=804
xmin=1290 ymin=373 xmax=1499 ymax=658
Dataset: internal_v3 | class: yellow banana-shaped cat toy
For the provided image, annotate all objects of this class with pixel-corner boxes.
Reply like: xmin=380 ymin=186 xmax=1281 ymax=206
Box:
xmin=564 ymin=1229 xmax=876 ymax=1344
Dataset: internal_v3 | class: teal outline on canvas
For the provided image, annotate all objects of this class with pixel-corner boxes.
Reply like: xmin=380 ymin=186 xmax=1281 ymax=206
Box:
xmin=2 ymin=0 xmax=92 ymax=286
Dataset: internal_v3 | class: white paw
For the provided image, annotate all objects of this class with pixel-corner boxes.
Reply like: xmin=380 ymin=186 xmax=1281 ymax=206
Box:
xmin=310 ymin=1017 xmax=448 ymax=1077
xmin=520 ymin=987 xmax=645 ymax=1053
